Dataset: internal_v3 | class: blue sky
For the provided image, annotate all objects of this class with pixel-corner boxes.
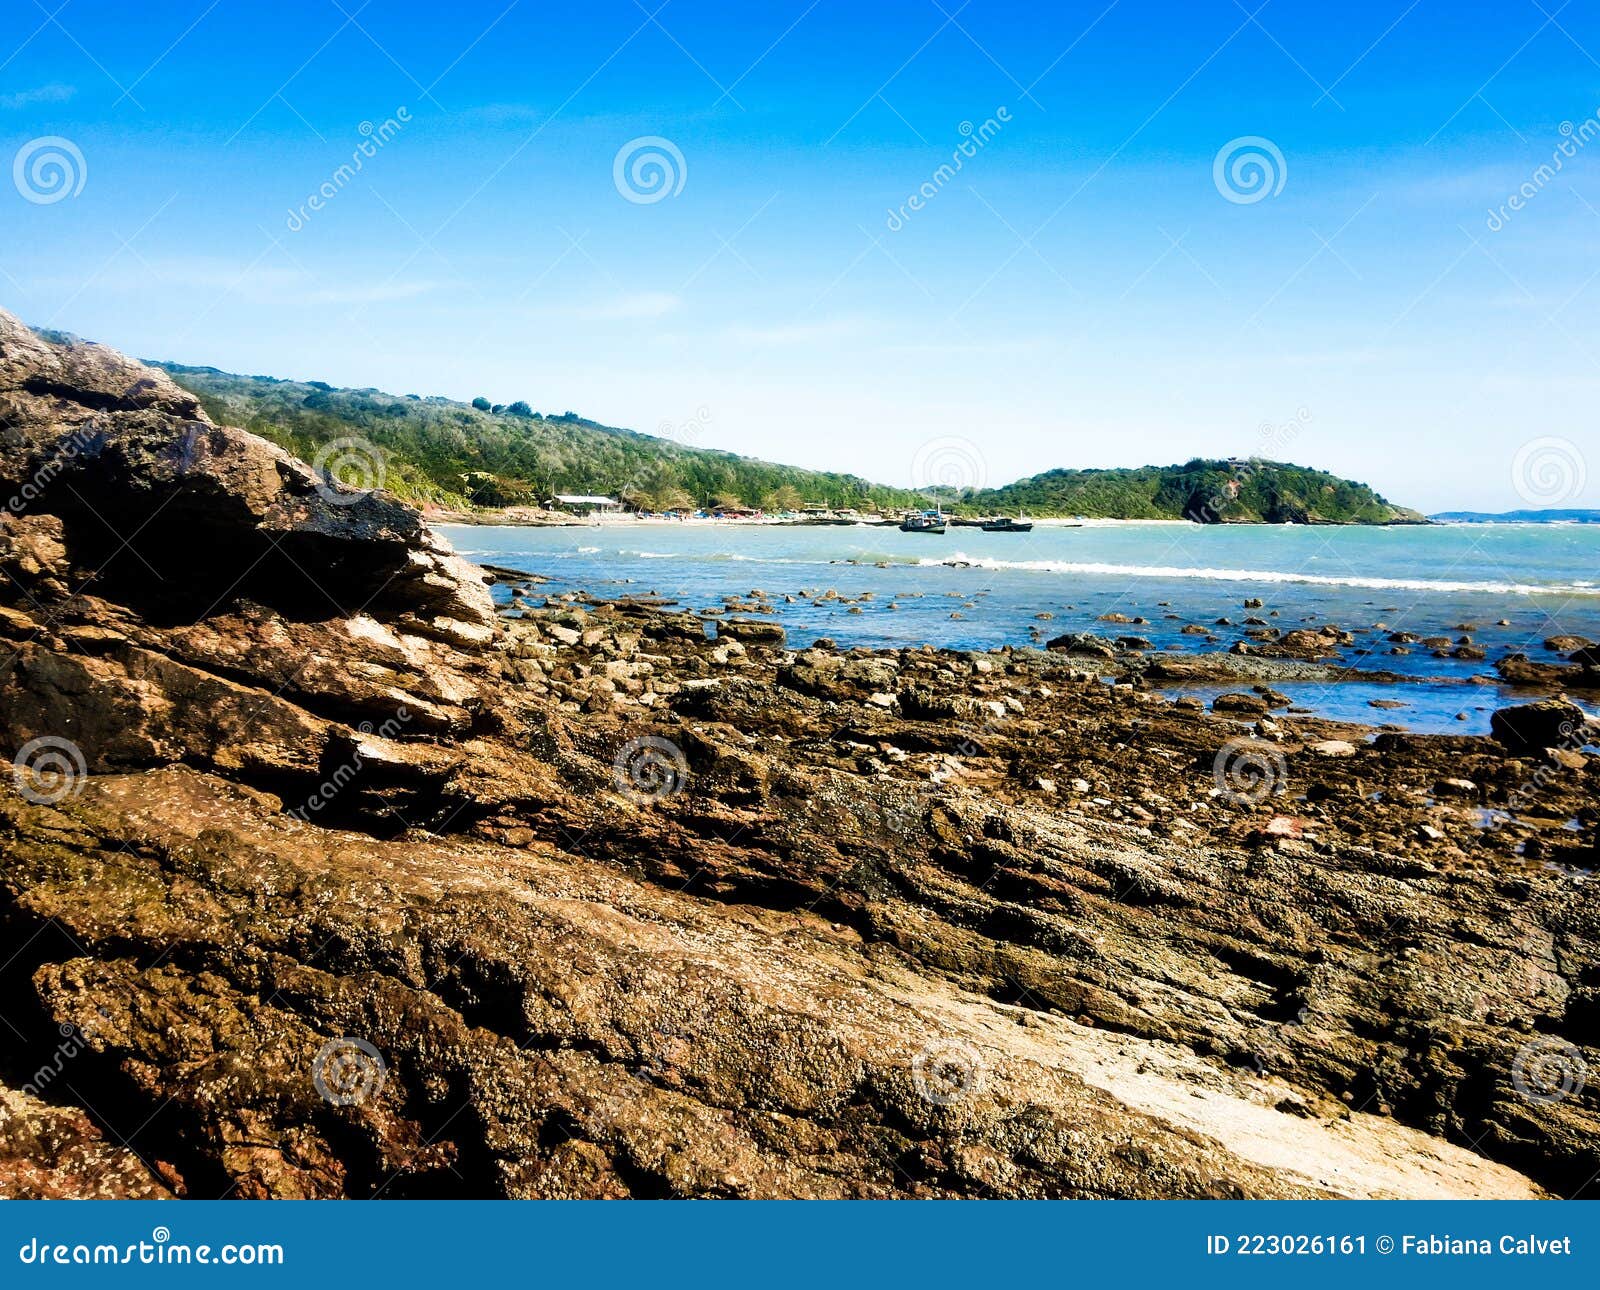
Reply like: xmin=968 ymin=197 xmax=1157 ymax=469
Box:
xmin=2 ymin=0 xmax=1597 ymax=511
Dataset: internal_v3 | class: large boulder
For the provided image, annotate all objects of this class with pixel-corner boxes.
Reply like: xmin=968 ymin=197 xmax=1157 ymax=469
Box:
xmin=1490 ymin=699 xmax=1591 ymax=754
xmin=0 ymin=307 xmax=492 ymax=634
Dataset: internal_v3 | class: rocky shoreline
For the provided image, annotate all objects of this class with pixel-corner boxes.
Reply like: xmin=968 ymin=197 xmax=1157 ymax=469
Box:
xmin=1 ymin=310 xmax=1596 ymax=1200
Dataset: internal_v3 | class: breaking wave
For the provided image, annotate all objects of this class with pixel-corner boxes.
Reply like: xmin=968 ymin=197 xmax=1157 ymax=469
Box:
xmin=916 ymin=553 xmax=1598 ymax=597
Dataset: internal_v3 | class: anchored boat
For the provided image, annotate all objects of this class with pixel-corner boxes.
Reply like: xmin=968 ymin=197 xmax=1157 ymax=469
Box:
xmin=980 ymin=515 xmax=1033 ymax=533
xmin=899 ymin=509 xmax=947 ymax=534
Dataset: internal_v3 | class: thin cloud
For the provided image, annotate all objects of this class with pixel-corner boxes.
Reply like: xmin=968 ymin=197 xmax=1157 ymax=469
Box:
xmin=579 ymin=292 xmax=681 ymax=320
xmin=0 ymin=83 xmax=76 ymax=109
xmin=724 ymin=317 xmax=864 ymax=345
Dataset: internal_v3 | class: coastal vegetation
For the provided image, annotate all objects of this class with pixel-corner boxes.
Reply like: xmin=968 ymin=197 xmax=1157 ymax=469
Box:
xmin=147 ymin=358 xmax=1418 ymax=523
xmin=946 ymin=461 xmax=1424 ymax=524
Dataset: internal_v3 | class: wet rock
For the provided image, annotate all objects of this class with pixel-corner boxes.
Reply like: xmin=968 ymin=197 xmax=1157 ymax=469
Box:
xmin=1046 ymin=633 xmax=1117 ymax=658
xmin=1306 ymin=739 xmax=1359 ymax=758
xmin=717 ymin=618 xmax=786 ymax=647
xmin=1491 ymin=700 xmax=1590 ymax=754
xmin=1495 ymin=654 xmax=1600 ymax=690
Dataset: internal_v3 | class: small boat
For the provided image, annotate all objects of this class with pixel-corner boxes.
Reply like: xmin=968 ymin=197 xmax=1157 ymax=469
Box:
xmin=980 ymin=515 xmax=1033 ymax=533
xmin=899 ymin=509 xmax=947 ymax=534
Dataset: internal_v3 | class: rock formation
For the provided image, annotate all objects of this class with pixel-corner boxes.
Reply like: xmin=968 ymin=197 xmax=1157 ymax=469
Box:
xmin=0 ymin=310 xmax=1594 ymax=1200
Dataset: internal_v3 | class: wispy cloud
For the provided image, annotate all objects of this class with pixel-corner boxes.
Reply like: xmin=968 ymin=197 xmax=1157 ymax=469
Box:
xmin=34 ymin=258 xmax=446 ymax=307
xmin=0 ymin=83 xmax=76 ymax=110
xmin=579 ymin=291 xmax=681 ymax=320
xmin=724 ymin=317 xmax=864 ymax=345
xmin=305 ymin=280 xmax=446 ymax=305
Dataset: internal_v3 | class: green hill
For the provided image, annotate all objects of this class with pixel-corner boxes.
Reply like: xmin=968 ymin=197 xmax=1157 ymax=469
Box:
xmin=124 ymin=354 xmax=1418 ymax=523
xmin=147 ymin=362 xmax=926 ymax=515
xmin=941 ymin=460 xmax=1425 ymax=525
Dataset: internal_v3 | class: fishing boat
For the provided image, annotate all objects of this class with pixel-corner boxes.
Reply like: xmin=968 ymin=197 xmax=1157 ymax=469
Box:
xmin=899 ymin=509 xmax=947 ymax=534
xmin=980 ymin=515 xmax=1033 ymax=533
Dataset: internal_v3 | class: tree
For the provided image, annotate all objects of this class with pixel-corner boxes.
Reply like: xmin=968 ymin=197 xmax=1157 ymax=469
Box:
xmin=710 ymin=491 xmax=747 ymax=511
xmin=506 ymin=401 xmax=533 ymax=418
xmin=762 ymin=485 xmax=802 ymax=513
xmin=653 ymin=485 xmax=694 ymax=513
xmin=471 ymin=396 xmax=491 ymax=411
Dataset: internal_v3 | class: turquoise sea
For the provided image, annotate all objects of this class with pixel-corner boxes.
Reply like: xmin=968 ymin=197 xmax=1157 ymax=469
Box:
xmin=437 ymin=521 xmax=1600 ymax=734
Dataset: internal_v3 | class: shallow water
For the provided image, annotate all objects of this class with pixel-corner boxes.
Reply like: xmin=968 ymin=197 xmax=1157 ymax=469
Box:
xmin=437 ymin=520 xmax=1600 ymax=731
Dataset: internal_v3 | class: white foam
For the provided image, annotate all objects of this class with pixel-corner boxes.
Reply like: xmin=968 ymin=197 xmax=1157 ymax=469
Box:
xmin=916 ymin=553 xmax=1596 ymax=597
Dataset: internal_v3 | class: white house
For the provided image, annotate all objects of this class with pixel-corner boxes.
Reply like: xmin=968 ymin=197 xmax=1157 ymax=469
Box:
xmin=550 ymin=494 xmax=621 ymax=515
